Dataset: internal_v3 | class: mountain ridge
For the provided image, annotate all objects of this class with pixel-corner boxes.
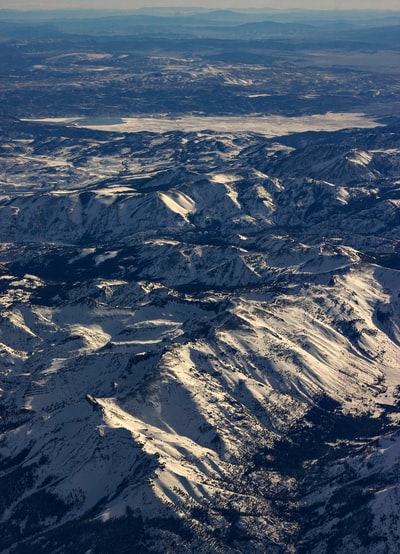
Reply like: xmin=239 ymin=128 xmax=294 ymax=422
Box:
xmin=0 ymin=115 xmax=399 ymax=552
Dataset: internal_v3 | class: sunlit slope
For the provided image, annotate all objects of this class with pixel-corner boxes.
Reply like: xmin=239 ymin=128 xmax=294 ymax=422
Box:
xmin=0 ymin=119 xmax=399 ymax=553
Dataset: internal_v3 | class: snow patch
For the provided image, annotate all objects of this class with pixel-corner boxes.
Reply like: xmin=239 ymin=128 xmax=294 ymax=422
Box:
xmin=159 ymin=190 xmax=196 ymax=222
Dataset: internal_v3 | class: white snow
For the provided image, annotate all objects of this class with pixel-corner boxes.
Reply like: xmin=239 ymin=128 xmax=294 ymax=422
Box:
xmin=158 ymin=190 xmax=196 ymax=221
xmin=94 ymin=251 xmax=119 ymax=266
xmin=24 ymin=112 xmax=382 ymax=137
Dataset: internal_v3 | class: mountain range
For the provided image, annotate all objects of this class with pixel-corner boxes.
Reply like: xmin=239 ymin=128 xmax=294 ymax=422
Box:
xmin=0 ymin=114 xmax=399 ymax=553
xmin=0 ymin=8 xmax=399 ymax=553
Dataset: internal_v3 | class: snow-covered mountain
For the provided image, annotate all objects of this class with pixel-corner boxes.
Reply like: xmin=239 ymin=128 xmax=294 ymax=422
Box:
xmin=0 ymin=116 xmax=400 ymax=553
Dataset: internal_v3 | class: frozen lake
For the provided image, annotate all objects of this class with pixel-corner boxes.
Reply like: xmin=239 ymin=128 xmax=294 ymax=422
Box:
xmin=25 ymin=112 xmax=382 ymax=137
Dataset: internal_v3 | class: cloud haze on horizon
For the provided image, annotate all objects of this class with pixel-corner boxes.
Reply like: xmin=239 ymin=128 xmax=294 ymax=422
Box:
xmin=1 ymin=0 xmax=399 ymax=10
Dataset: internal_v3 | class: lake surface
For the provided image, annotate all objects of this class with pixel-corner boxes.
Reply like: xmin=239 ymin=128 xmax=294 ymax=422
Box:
xmin=25 ymin=112 xmax=382 ymax=137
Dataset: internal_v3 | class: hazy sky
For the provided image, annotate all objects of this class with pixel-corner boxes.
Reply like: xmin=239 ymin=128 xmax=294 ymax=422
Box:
xmin=1 ymin=0 xmax=399 ymax=10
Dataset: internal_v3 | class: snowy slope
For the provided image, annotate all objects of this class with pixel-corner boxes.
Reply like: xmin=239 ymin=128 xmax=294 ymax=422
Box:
xmin=0 ymin=118 xmax=399 ymax=553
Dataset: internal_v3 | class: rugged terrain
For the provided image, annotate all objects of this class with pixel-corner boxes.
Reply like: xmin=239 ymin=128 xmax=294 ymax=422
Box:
xmin=0 ymin=8 xmax=400 ymax=554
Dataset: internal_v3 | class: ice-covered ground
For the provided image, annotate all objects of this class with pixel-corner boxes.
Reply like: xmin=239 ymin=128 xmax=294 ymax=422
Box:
xmin=24 ymin=111 xmax=381 ymax=136
xmin=0 ymin=118 xmax=399 ymax=553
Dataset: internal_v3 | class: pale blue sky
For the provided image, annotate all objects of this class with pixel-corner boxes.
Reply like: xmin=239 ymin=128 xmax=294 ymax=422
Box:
xmin=1 ymin=0 xmax=399 ymax=10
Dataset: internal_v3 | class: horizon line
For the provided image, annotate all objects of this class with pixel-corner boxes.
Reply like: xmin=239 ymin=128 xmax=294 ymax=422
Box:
xmin=1 ymin=7 xmax=400 ymax=13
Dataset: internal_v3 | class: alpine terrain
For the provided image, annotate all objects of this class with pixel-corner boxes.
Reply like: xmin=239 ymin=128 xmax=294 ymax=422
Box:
xmin=0 ymin=8 xmax=399 ymax=554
